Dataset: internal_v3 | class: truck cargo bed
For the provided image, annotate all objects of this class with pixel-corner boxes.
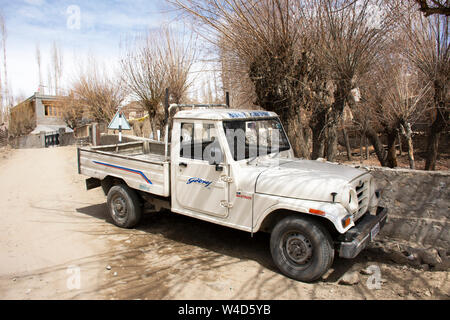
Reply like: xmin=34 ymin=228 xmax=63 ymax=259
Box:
xmin=78 ymin=140 xmax=170 ymax=197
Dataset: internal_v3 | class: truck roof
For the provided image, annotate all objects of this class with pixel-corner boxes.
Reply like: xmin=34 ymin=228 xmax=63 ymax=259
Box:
xmin=174 ymin=108 xmax=278 ymax=120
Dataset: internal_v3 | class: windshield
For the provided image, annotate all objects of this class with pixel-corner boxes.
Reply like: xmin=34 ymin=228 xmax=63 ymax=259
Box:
xmin=223 ymin=118 xmax=290 ymax=161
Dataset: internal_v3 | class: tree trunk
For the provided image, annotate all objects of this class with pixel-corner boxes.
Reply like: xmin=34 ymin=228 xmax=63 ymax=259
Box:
xmin=294 ymin=108 xmax=310 ymax=158
xmin=405 ymin=133 xmax=415 ymax=170
xmin=365 ymin=127 xmax=387 ymax=167
xmin=326 ymin=123 xmax=338 ymax=162
xmin=425 ymin=80 xmax=448 ymax=170
xmin=149 ymin=118 xmax=157 ymax=140
xmin=342 ymin=124 xmax=352 ymax=161
xmin=401 ymin=122 xmax=415 ymax=170
xmin=425 ymin=130 xmax=440 ymax=170
xmin=406 ymin=135 xmax=415 ymax=170
xmin=385 ymin=128 xmax=398 ymax=168
xmin=397 ymin=132 xmax=402 ymax=156
xmin=310 ymin=108 xmax=327 ymax=160
xmin=304 ymin=127 xmax=312 ymax=157
xmin=360 ymin=133 xmax=363 ymax=163
xmin=312 ymin=131 xmax=325 ymax=159
xmin=365 ymin=136 xmax=369 ymax=160
xmin=326 ymin=80 xmax=351 ymax=162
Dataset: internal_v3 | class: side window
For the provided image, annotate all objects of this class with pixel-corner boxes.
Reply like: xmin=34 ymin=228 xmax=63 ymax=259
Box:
xmin=202 ymin=124 xmax=216 ymax=146
xmin=180 ymin=123 xmax=194 ymax=159
xmin=179 ymin=122 xmax=220 ymax=161
xmin=201 ymin=124 xmax=220 ymax=163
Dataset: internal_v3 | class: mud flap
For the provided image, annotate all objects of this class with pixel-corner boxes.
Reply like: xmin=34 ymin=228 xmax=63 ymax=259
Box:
xmin=86 ymin=177 xmax=101 ymax=190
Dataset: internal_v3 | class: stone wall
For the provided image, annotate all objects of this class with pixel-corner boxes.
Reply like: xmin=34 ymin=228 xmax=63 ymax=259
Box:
xmin=9 ymin=132 xmax=75 ymax=148
xmin=59 ymin=132 xmax=76 ymax=146
xmin=367 ymin=167 xmax=449 ymax=250
xmin=9 ymin=133 xmax=43 ymax=149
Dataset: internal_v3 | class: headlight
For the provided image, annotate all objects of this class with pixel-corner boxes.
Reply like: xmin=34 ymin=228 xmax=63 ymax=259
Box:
xmin=342 ymin=185 xmax=358 ymax=214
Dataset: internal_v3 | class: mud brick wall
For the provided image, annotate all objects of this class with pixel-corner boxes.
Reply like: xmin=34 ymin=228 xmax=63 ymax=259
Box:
xmin=367 ymin=167 xmax=449 ymax=250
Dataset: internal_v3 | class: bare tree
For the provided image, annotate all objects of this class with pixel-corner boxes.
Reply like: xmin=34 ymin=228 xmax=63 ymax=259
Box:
xmin=47 ymin=64 xmax=53 ymax=96
xmin=163 ymin=27 xmax=197 ymax=104
xmin=61 ymin=91 xmax=84 ymax=129
xmin=401 ymin=8 xmax=449 ymax=170
xmin=51 ymin=42 xmax=63 ymax=95
xmin=71 ymin=60 xmax=126 ymax=123
xmin=121 ymin=31 xmax=167 ymax=138
xmin=173 ymin=0 xmax=312 ymax=157
xmin=349 ymin=75 xmax=388 ymax=166
xmin=382 ymin=62 xmax=431 ymax=169
xmin=368 ymin=55 xmax=431 ymax=169
xmin=0 ymin=12 xmax=8 ymax=110
xmin=218 ymin=35 xmax=258 ymax=109
xmin=415 ymin=0 xmax=450 ymax=16
xmin=0 ymin=15 xmax=2 ymax=124
xmin=121 ymin=27 xmax=196 ymax=138
xmin=35 ymin=43 xmax=43 ymax=93
xmin=310 ymin=0 xmax=392 ymax=162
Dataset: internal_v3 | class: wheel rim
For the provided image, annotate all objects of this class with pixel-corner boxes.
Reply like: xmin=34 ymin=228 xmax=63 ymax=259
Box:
xmin=111 ymin=194 xmax=128 ymax=223
xmin=282 ymin=231 xmax=313 ymax=266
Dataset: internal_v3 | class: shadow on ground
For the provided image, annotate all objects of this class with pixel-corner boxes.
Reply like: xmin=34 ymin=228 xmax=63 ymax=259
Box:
xmin=75 ymin=203 xmax=397 ymax=280
xmin=73 ymin=203 xmax=449 ymax=299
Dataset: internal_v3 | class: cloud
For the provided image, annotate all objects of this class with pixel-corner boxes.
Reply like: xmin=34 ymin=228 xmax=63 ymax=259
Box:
xmin=1 ymin=0 xmax=175 ymax=99
xmin=24 ymin=0 xmax=47 ymax=5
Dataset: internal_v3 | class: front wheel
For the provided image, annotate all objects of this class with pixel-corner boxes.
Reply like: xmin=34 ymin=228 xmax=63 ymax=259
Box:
xmin=270 ymin=215 xmax=334 ymax=282
xmin=106 ymin=185 xmax=142 ymax=228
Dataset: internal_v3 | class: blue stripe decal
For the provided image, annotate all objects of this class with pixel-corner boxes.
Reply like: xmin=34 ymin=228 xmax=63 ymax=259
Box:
xmin=93 ymin=161 xmax=153 ymax=185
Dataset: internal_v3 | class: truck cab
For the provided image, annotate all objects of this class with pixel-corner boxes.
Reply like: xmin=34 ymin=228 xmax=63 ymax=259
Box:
xmin=78 ymin=106 xmax=388 ymax=282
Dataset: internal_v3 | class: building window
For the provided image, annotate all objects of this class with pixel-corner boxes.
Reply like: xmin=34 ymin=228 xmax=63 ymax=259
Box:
xmin=44 ymin=104 xmax=61 ymax=117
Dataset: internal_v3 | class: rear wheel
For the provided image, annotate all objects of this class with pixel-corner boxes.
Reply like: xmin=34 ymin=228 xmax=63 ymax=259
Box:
xmin=270 ymin=215 xmax=334 ymax=282
xmin=106 ymin=185 xmax=142 ymax=228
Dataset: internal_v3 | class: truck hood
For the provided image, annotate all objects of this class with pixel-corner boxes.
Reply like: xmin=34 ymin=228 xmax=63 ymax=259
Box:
xmin=255 ymin=159 xmax=367 ymax=202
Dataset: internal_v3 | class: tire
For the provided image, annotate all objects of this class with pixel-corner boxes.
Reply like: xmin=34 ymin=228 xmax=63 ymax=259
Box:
xmin=106 ymin=185 xmax=142 ymax=228
xmin=270 ymin=215 xmax=334 ymax=282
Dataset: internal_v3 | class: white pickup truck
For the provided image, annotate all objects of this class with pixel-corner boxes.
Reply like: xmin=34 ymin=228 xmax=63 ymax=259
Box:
xmin=78 ymin=104 xmax=388 ymax=282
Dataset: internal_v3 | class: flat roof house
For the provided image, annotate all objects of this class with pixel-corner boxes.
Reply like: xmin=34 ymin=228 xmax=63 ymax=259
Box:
xmin=9 ymin=92 xmax=73 ymax=137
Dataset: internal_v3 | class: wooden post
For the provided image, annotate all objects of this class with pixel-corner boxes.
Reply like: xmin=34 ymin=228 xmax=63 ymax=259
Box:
xmin=118 ymin=112 xmax=122 ymax=143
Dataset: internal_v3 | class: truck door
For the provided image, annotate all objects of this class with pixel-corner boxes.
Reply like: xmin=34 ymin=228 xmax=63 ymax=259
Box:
xmin=174 ymin=121 xmax=229 ymax=218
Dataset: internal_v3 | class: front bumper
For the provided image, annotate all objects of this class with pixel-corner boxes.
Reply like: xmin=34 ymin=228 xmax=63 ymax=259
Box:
xmin=339 ymin=207 xmax=388 ymax=259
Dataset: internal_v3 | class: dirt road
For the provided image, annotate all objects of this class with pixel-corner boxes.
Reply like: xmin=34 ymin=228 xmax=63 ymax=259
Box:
xmin=0 ymin=146 xmax=448 ymax=299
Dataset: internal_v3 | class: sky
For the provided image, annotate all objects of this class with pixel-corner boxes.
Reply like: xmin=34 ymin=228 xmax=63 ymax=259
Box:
xmin=0 ymin=0 xmax=182 ymax=102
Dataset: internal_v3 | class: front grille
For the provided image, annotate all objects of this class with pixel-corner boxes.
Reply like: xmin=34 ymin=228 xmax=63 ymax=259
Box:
xmin=353 ymin=177 xmax=370 ymax=220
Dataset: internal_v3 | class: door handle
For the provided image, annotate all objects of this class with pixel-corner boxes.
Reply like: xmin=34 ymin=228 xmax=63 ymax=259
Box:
xmin=179 ymin=162 xmax=188 ymax=168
